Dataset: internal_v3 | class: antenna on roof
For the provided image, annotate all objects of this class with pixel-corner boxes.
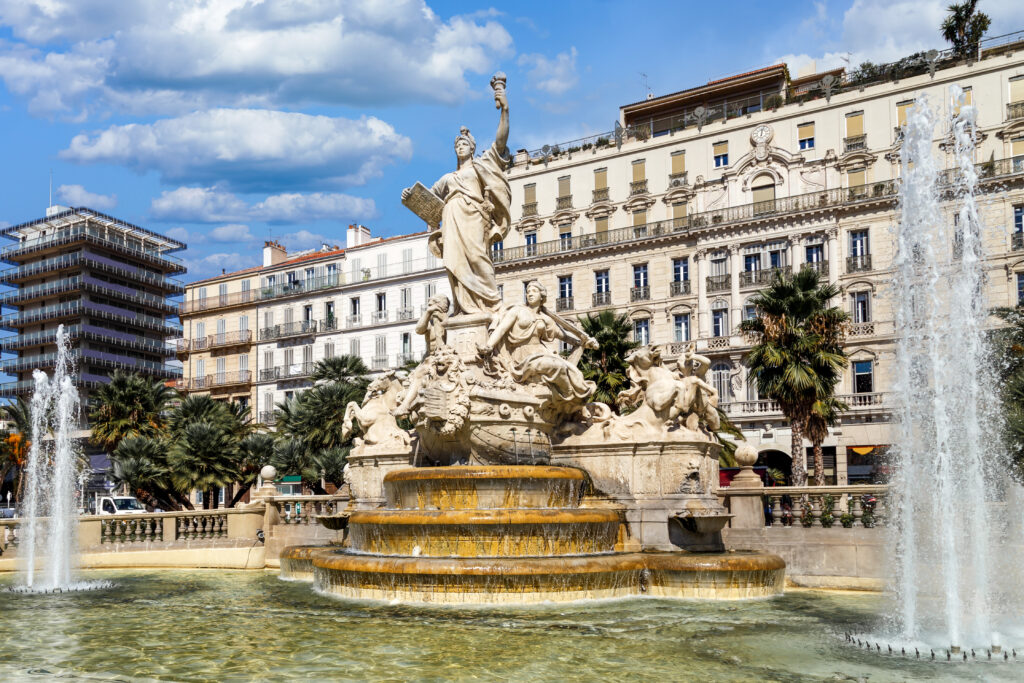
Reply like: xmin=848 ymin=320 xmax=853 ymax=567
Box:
xmin=640 ymin=72 xmax=652 ymax=99
xmin=48 ymin=169 xmax=52 ymax=208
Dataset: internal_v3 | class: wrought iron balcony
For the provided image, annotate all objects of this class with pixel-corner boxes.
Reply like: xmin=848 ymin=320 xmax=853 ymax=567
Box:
xmin=1008 ymin=101 xmax=1024 ymax=121
xmin=555 ymin=296 xmax=574 ymax=312
xmin=630 ymin=286 xmax=650 ymax=302
xmin=556 ymin=195 xmax=573 ymax=210
xmin=706 ymin=274 xmax=731 ymax=293
xmin=1013 ymin=233 xmax=1024 ymax=251
xmin=373 ymin=310 xmax=389 ymax=323
xmin=847 ymin=254 xmax=873 ymax=272
xmin=258 ymin=411 xmax=276 ymax=425
xmin=670 ymin=280 xmax=691 ymax=296
xmin=278 ymin=362 xmax=315 ymax=380
xmin=592 ymin=188 xmax=610 ymax=203
xmin=206 ymin=330 xmax=252 ymax=350
xmin=321 ymin=317 xmax=339 ymax=332
xmin=205 ymin=371 xmax=252 ymax=388
xmin=668 ymin=172 xmax=688 ymax=187
xmin=346 ymin=314 xmax=362 ymax=329
xmin=629 ymin=179 xmax=648 ymax=196
xmin=396 ymin=352 xmax=419 ymax=366
xmin=801 ymin=260 xmax=829 ymax=277
xmin=397 ymin=307 xmax=416 ymax=321
xmin=259 ymin=320 xmax=317 ymax=341
xmin=592 ymin=291 xmax=611 ymax=307
xmin=522 ymin=202 xmax=538 ymax=217
xmin=843 ymin=134 xmax=867 ymax=153
xmin=372 ymin=355 xmax=389 ymax=370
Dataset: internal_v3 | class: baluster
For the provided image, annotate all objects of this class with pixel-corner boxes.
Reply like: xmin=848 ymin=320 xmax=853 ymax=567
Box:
xmin=810 ymin=495 xmax=823 ymax=527
xmin=155 ymin=518 xmax=163 ymax=542
xmin=771 ymin=495 xmax=783 ymax=525
xmin=144 ymin=518 xmax=153 ymax=542
xmin=101 ymin=520 xmax=110 ymax=544
xmin=217 ymin=515 xmax=226 ymax=537
xmin=852 ymin=495 xmax=864 ymax=527
xmin=113 ymin=519 xmax=124 ymax=544
xmin=177 ymin=516 xmax=187 ymax=540
xmin=200 ymin=515 xmax=209 ymax=539
xmin=873 ymin=494 xmax=885 ymax=526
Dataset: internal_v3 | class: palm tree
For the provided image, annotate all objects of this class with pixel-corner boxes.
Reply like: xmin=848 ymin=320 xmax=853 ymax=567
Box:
xmin=226 ymin=432 xmax=275 ymax=507
xmin=168 ymin=394 xmax=233 ymax=437
xmin=311 ymin=355 xmax=371 ymax=386
xmin=1 ymin=397 xmax=31 ymax=435
xmin=739 ymin=269 xmax=849 ymax=486
xmin=90 ymin=371 xmax=176 ymax=453
xmin=168 ymin=421 xmax=240 ymax=509
xmin=110 ymin=436 xmax=182 ymax=510
xmin=990 ymin=307 xmax=1024 ymax=480
xmin=941 ymin=1 xmax=991 ymax=59
xmin=1 ymin=398 xmax=32 ymax=500
xmin=804 ymin=396 xmax=848 ymax=486
xmin=578 ymin=310 xmax=639 ymax=410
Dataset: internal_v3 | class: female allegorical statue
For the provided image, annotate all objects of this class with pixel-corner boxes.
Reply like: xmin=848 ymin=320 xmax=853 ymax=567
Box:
xmin=401 ymin=74 xmax=511 ymax=316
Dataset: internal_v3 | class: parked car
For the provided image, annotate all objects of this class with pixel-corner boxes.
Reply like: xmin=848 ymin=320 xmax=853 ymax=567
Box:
xmin=95 ymin=496 xmax=147 ymax=515
xmin=0 ymin=506 xmax=15 ymax=519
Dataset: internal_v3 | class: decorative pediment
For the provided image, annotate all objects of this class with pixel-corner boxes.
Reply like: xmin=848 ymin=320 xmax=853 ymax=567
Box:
xmin=837 ymin=150 xmax=877 ymax=171
xmin=549 ymin=210 xmax=579 ymax=228
xmin=848 ymin=347 xmax=878 ymax=361
xmin=846 ymin=279 xmax=876 ymax=292
xmin=730 ymin=145 xmax=801 ymax=177
xmin=668 ymin=302 xmax=693 ymax=315
xmin=622 ymin=194 xmax=656 ymax=214
xmin=661 ymin=187 xmax=694 ymax=205
xmin=629 ymin=307 xmax=653 ymax=320
xmin=584 ymin=203 xmax=617 ymax=220
xmin=740 ymin=167 xmax=785 ymax=193
xmin=514 ymin=217 xmax=543 ymax=233
xmin=995 ymin=119 xmax=1024 ymax=141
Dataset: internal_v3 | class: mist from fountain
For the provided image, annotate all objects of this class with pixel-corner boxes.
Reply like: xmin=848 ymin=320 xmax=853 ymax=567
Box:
xmin=17 ymin=325 xmax=85 ymax=592
xmin=889 ymin=88 xmax=1024 ymax=651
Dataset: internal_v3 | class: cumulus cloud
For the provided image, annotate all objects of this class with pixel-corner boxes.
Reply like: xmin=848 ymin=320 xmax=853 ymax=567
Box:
xmin=60 ymin=109 xmax=412 ymax=192
xmin=518 ymin=47 xmax=578 ymax=95
xmin=55 ymin=184 xmax=116 ymax=210
xmin=775 ymin=0 xmax=1024 ymax=76
xmin=210 ymin=224 xmax=254 ymax=242
xmin=279 ymin=229 xmax=333 ymax=251
xmin=0 ymin=0 xmax=514 ymax=118
xmin=163 ymin=226 xmax=193 ymax=244
xmin=150 ymin=186 xmax=376 ymax=224
xmin=184 ymin=251 xmax=256 ymax=280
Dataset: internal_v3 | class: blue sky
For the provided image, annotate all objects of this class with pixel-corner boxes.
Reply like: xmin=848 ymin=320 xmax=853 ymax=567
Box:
xmin=1 ymin=0 xmax=1023 ymax=281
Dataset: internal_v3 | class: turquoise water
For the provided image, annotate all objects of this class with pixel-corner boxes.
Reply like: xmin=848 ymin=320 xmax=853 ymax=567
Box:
xmin=0 ymin=570 xmax=1020 ymax=681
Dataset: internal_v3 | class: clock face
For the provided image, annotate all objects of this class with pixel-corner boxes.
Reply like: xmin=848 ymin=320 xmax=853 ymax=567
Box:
xmin=752 ymin=124 xmax=773 ymax=144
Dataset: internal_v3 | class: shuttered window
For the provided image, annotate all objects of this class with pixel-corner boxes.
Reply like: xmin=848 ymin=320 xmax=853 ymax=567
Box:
xmin=1011 ymin=76 xmax=1024 ymax=103
xmin=848 ymin=168 xmax=866 ymax=187
xmin=1012 ymin=136 xmax=1024 ymax=157
xmin=752 ymin=183 xmax=776 ymax=204
xmin=632 ymin=210 xmax=647 ymax=227
xmin=595 ymin=216 xmax=609 ymax=233
xmin=712 ymin=141 xmax=728 ymax=157
xmin=846 ymin=111 xmax=864 ymax=137
xmin=632 ymin=159 xmax=645 ymax=182
xmin=953 ymin=87 xmax=973 ymax=115
xmin=672 ymin=203 xmax=687 ymax=220
xmin=594 ymin=168 xmax=607 ymax=189
xmin=798 ymin=122 xmax=815 ymax=139
xmin=524 ymin=184 xmax=536 ymax=203
xmin=557 ymin=176 xmax=570 ymax=197
xmin=896 ymin=101 xmax=913 ymax=127
xmin=671 ymin=151 xmax=685 ymax=175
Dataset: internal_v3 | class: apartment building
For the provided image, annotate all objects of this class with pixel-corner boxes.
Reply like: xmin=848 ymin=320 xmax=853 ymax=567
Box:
xmin=493 ymin=32 xmax=1024 ymax=483
xmin=178 ymin=225 xmax=449 ymax=426
xmin=0 ymin=205 xmax=186 ymax=494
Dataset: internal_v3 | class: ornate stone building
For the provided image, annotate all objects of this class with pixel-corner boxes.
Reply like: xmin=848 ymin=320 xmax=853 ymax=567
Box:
xmin=494 ymin=37 xmax=1024 ymax=483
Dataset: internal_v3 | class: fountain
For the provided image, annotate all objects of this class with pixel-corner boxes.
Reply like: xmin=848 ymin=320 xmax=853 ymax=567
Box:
xmin=16 ymin=325 xmax=89 ymax=592
xmin=888 ymin=89 xmax=1024 ymax=651
xmin=281 ymin=74 xmax=784 ymax=604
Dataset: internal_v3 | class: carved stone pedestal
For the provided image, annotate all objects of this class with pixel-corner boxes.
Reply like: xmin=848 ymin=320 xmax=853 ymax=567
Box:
xmin=443 ymin=312 xmax=491 ymax=362
xmin=551 ymin=440 xmax=730 ymax=552
xmin=345 ymin=447 xmax=414 ymax=508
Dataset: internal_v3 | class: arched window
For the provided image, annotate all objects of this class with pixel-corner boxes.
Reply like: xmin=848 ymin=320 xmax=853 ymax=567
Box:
xmin=712 ymin=362 xmax=732 ymax=403
xmin=752 ymin=176 xmax=776 ymax=214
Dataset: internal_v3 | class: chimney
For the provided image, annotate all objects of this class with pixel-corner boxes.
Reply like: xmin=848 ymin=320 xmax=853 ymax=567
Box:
xmin=346 ymin=224 xmax=372 ymax=249
xmin=263 ymin=239 xmax=286 ymax=267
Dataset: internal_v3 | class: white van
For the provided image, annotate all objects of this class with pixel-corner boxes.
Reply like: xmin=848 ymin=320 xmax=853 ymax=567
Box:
xmin=96 ymin=496 xmax=147 ymax=515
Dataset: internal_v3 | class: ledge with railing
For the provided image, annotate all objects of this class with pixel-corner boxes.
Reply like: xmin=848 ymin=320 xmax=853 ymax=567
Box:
xmin=718 ymin=392 xmax=888 ymax=418
xmin=629 ymin=285 xmax=650 ymax=302
xmin=397 ymin=307 xmax=416 ymax=321
xmin=258 ymin=411 xmax=276 ymax=425
xmin=1 ymin=224 xmax=184 ymax=273
xmin=372 ymin=355 xmax=389 ymax=370
xmin=739 ymin=266 xmax=790 ymax=287
xmin=1008 ymin=101 xmax=1024 ymax=121
xmin=259 ymin=320 xmax=318 ymax=341
xmin=846 ymin=254 xmax=873 ymax=272
xmin=706 ymin=274 xmax=731 ymax=293
xmin=629 ymin=179 xmax=649 ymax=196
xmin=592 ymin=188 xmax=610 ymax=203
xmin=267 ymin=496 xmax=348 ymax=525
xmin=719 ymin=485 xmax=890 ymax=529
xmin=592 ymin=291 xmax=611 ymax=307
xmin=556 ymin=195 xmax=573 ymax=210
xmin=670 ymin=280 xmax=691 ymax=296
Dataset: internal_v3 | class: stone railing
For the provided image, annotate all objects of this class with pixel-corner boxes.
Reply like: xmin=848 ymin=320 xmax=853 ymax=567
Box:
xmin=629 ymin=285 xmax=650 ymax=302
xmin=592 ymin=188 xmax=610 ymax=203
xmin=843 ymin=134 xmax=867 ymax=153
xmin=847 ymin=254 xmax=873 ymax=272
xmin=267 ymin=496 xmax=347 ymax=525
xmin=556 ymin=195 xmax=573 ymax=210
xmin=1008 ymin=101 xmax=1024 ymax=121
xmin=720 ymin=484 xmax=890 ymax=529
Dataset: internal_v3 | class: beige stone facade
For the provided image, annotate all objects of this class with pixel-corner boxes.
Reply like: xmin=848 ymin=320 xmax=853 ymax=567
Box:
xmin=494 ymin=44 xmax=1024 ymax=483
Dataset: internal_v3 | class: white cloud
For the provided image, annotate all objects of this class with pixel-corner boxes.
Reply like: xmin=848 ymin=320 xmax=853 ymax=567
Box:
xmin=279 ymin=229 xmax=333 ymax=251
xmin=518 ymin=47 xmax=578 ymax=95
xmin=164 ymin=226 xmax=194 ymax=243
xmin=776 ymin=0 xmax=1024 ymax=76
xmin=60 ymin=109 xmax=412 ymax=192
xmin=210 ymin=224 xmax=253 ymax=242
xmin=184 ymin=251 xmax=256 ymax=280
xmin=0 ymin=1 xmax=514 ymax=118
xmin=150 ymin=186 xmax=377 ymax=224
xmin=55 ymin=184 xmax=116 ymax=210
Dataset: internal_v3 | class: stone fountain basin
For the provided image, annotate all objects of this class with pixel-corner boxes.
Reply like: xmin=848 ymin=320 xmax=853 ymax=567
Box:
xmin=317 ymin=514 xmax=351 ymax=531
xmin=347 ymin=508 xmax=620 ymax=557
xmin=384 ymin=466 xmax=586 ymax=510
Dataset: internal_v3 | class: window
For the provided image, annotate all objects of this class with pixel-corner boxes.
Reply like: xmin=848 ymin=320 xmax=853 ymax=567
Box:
xmin=402 ymin=332 xmax=412 ymax=354
xmin=1018 ymin=273 xmax=1024 ymax=305
xmin=402 ymin=248 xmax=413 ymax=273
xmin=218 ymin=283 xmax=228 ymax=303
xmin=283 ymin=348 xmax=294 ymax=367
xmin=349 ymin=257 xmax=361 ymax=282
xmin=850 ymin=230 xmax=870 ymax=255
xmin=768 ymin=246 xmax=785 ymax=269
xmin=264 ymin=351 xmax=274 ymax=370
xmin=216 ymin=319 xmax=226 ymax=340
xmin=595 ymin=216 xmax=609 ymax=234
xmin=853 ymin=292 xmax=871 ymax=323
xmin=846 ymin=111 xmax=864 ymax=137
xmin=670 ymin=150 xmax=685 ymax=176
xmin=953 ymin=87 xmax=972 ymax=117
xmin=304 ymin=267 xmax=315 ymax=283
xmin=1012 ymin=75 xmax=1024 ymax=104
xmin=712 ymin=308 xmax=729 ymax=337
xmin=633 ymin=319 xmax=650 ymax=345
xmin=847 ymin=168 xmax=866 ymax=189
xmin=196 ymin=358 xmax=205 ymax=379
xmin=326 ymin=263 xmax=337 ymax=282
xmin=744 ymin=254 xmax=761 ymax=272
xmin=633 ymin=264 xmax=648 ymax=288
xmin=853 ymin=360 xmax=874 ymax=393
xmin=557 ymin=175 xmax=570 ymax=198
xmin=711 ymin=362 xmax=731 ymax=402
xmin=524 ymin=183 xmax=537 ymax=205
xmin=376 ymin=253 xmax=387 ymax=278
xmin=595 ymin=270 xmax=610 ymax=294
xmin=216 ymin=357 xmax=225 ymax=378
xmin=263 ymin=311 xmax=273 ymax=329
xmin=751 ymin=181 xmax=775 ymax=211
xmin=241 ymin=280 xmax=251 ymax=297
xmin=710 ymin=254 xmax=728 ymax=276
xmin=672 ymin=258 xmax=688 ymax=282
xmin=303 ymin=304 xmax=313 ymax=323
xmin=594 ymin=168 xmax=607 ymax=191
xmin=896 ymin=100 xmax=913 ymax=129
xmin=400 ymin=287 xmax=412 ymax=310
xmin=284 ymin=308 xmax=294 ymax=324
xmin=375 ymin=335 xmax=386 ymax=358
xmin=376 ymin=293 xmax=386 ymax=312
xmin=671 ymin=202 xmax=687 ymax=229
xmin=525 ymin=231 xmax=537 ymax=256
xmin=196 ymin=322 xmax=205 ymax=339
xmin=744 ymin=304 xmax=757 ymax=321
xmin=350 ymin=338 xmax=360 ymax=357
xmin=713 ymin=141 xmax=728 ymax=167
xmin=497 ymin=284 xmax=504 ymax=301
xmin=558 ymin=276 xmax=573 ymax=299
xmin=1014 ymin=206 xmax=1023 ymax=233
xmin=426 ymin=281 xmax=437 ymax=299
xmin=198 ymin=287 xmax=207 ymax=302
xmin=239 ymin=315 xmax=249 ymax=332
xmin=350 ymin=297 xmax=360 ymax=315
xmin=673 ymin=313 xmax=690 ymax=342
xmin=631 ymin=159 xmax=646 ymax=182
xmin=798 ymin=122 xmax=815 ymax=150
xmin=325 ymin=301 xmax=335 ymax=323
xmin=632 ymin=210 xmax=647 ymax=234
xmin=287 ymin=271 xmax=297 ymax=286
xmin=559 ymin=229 xmax=572 ymax=249
xmin=324 ymin=343 xmax=334 ymax=359
xmin=303 ymin=345 xmax=313 ymax=366
xmin=805 ymin=244 xmax=824 ymax=263
xmin=492 ymin=240 xmax=504 ymax=253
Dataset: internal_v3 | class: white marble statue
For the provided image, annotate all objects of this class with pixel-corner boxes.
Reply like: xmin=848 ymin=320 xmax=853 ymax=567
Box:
xmin=342 ymin=371 xmax=411 ymax=451
xmin=402 ymin=74 xmax=511 ymax=316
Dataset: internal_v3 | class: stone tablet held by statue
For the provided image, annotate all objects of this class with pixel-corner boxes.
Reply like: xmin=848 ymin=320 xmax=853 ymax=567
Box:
xmin=401 ymin=182 xmax=443 ymax=230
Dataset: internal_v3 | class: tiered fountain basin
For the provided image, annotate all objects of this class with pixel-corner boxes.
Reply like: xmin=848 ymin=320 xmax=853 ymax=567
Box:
xmin=282 ymin=466 xmax=784 ymax=604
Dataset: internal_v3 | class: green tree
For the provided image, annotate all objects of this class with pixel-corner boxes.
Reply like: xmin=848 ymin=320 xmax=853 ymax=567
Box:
xmin=577 ymin=310 xmax=639 ymax=410
xmin=90 ymin=371 xmax=176 ymax=453
xmin=739 ymin=269 xmax=849 ymax=486
xmin=804 ymin=396 xmax=848 ymax=486
xmin=942 ymin=1 xmax=991 ymax=58
xmin=168 ymin=422 xmax=240 ymax=509
xmin=311 ymin=355 xmax=371 ymax=386
xmin=227 ymin=432 xmax=276 ymax=507
xmin=990 ymin=307 xmax=1024 ymax=480
xmin=110 ymin=436 xmax=191 ymax=511
xmin=0 ymin=398 xmax=32 ymax=501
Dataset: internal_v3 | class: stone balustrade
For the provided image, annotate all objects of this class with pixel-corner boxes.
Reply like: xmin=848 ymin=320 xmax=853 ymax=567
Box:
xmin=267 ymin=496 xmax=347 ymax=526
xmin=720 ymin=484 xmax=889 ymax=529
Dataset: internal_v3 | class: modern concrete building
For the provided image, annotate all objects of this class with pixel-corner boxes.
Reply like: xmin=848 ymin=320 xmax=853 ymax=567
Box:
xmin=492 ymin=32 xmax=1024 ymax=484
xmin=177 ymin=225 xmax=449 ymax=427
xmin=0 ymin=205 xmax=186 ymax=495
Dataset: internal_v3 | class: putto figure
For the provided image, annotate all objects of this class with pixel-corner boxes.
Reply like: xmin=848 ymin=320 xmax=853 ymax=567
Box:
xmin=402 ymin=73 xmax=511 ymax=316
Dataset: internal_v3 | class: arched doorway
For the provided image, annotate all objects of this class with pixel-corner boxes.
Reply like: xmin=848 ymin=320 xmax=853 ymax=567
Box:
xmin=756 ymin=448 xmax=791 ymax=485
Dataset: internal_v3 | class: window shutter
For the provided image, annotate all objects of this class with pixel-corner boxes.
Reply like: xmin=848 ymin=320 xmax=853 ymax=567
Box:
xmin=557 ymin=176 xmax=570 ymax=197
xmin=846 ymin=112 xmax=864 ymax=137
xmin=632 ymin=211 xmax=647 ymax=227
xmin=896 ymin=101 xmax=913 ymax=127
xmin=671 ymin=151 xmax=685 ymax=175
xmin=797 ymin=122 xmax=815 ymax=139
xmin=752 ymin=184 xmax=775 ymax=204
xmin=953 ymin=88 xmax=972 ymax=115
xmin=1013 ymin=137 xmax=1024 ymax=157
xmin=524 ymin=184 xmax=537 ymax=203
xmin=848 ymin=169 xmax=866 ymax=187
xmin=712 ymin=141 xmax=728 ymax=157
xmin=631 ymin=160 xmax=645 ymax=182
xmin=595 ymin=216 xmax=609 ymax=233
xmin=672 ymin=203 xmax=687 ymax=219
xmin=1011 ymin=76 xmax=1024 ymax=103
xmin=594 ymin=168 xmax=607 ymax=190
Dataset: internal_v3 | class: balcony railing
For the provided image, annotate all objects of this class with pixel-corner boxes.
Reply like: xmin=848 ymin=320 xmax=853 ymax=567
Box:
xmin=849 ymin=322 xmax=875 ymax=336
xmin=739 ymin=267 xmax=790 ymax=287
xmin=629 ymin=179 xmax=648 ymax=196
xmin=592 ymin=188 xmax=610 ymax=203
xmin=372 ymin=355 xmax=389 ymax=370
xmin=555 ymin=296 xmax=574 ymax=312
xmin=522 ymin=202 xmax=538 ymax=217
xmin=206 ymin=329 xmax=252 ymax=349
xmin=1008 ymin=101 xmax=1024 ymax=121
xmin=259 ymin=320 xmax=317 ymax=341
xmin=592 ymin=291 xmax=611 ymax=307
xmin=205 ymin=371 xmax=252 ymax=388
xmin=668 ymin=172 xmax=688 ymax=187
xmin=706 ymin=274 xmax=731 ymax=293
xmin=182 ymin=289 xmax=255 ymax=314
xmin=556 ymin=195 xmax=573 ymax=210
xmin=278 ymin=362 xmax=315 ymax=380
xmin=843 ymin=135 xmax=867 ymax=153
xmin=0 ymin=223 xmax=184 ymax=272
xmin=630 ymin=286 xmax=650 ymax=302
xmin=346 ymin=314 xmax=362 ymax=329
xmin=396 ymin=352 xmax=418 ymax=366
xmin=258 ymin=411 xmax=276 ymax=425
xmin=373 ymin=310 xmax=389 ymax=323
xmin=847 ymin=254 xmax=873 ymax=272
xmin=670 ymin=280 xmax=691 ymax=296
xmin=801 ymin=260 xmax=829 ymax=277
xmin=397 ymin=307 xmax=416 ymax=321
xmin=1012 ymin=232 xmax=1024 ymax=251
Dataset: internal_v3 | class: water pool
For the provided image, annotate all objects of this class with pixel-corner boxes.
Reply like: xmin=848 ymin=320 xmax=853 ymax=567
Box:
xmin=0 ymin=570 xmax=1019 ymax=681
